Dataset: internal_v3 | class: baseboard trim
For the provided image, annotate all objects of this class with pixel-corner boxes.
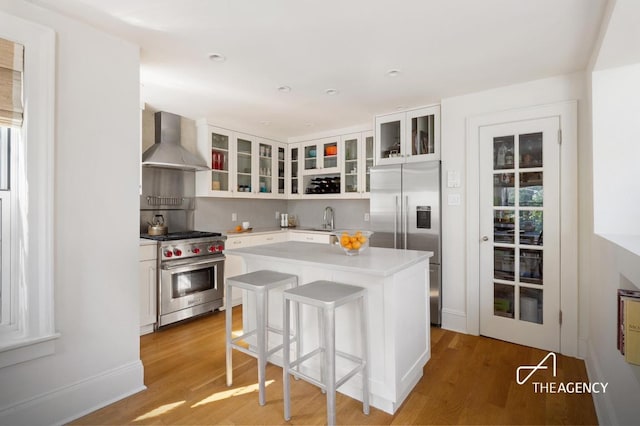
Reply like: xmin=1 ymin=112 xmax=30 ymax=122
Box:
xmin=0 ymin=360 xmax=146 ymax=426
xmin=441 ymin=308 xmax=467 ymax=333
xmin=584 ymin=339 xmax=614 ymax=426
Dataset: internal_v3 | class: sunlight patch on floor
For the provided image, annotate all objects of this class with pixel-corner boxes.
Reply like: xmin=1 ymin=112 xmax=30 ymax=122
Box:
xmin=133 ymin=400 xmax=185 ymax=421
xmin=191 ymin=380 xmax=275 ymax=408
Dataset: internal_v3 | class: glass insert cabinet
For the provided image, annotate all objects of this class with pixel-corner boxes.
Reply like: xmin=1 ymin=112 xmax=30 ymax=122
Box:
xmin=375 ymin=105 xmax=440 ymax=164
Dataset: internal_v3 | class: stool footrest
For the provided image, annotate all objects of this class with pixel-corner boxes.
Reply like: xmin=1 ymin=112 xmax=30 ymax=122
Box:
xmin=336 ymin=364 xmax=365 ymax=389
xmin=288 ymin=347 xmax=323 ymax=370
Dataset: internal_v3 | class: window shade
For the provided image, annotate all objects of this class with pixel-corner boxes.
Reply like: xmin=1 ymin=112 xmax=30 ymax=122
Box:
xmin=0 ymin=37 xmax=24 ymax=127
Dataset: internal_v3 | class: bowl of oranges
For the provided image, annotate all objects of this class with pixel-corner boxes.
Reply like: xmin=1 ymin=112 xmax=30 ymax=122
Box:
xmin=332 ymin=230 xmax=373 ymax=256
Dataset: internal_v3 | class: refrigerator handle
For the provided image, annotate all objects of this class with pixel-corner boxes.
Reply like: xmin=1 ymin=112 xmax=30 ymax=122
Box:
xmin=404 ymin=195 xmax=408 ymax=249
xmin=394 ymin=196 xmax=399 ymax=249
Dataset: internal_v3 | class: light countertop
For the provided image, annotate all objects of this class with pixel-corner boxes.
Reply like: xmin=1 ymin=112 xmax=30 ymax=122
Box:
xmin=229 ymin=241 xmax=432 ymax=277
xmin=225 ymin=227 xmax=342 ymax=238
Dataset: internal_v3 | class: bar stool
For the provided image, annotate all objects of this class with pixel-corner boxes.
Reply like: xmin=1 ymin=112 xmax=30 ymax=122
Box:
xmin=225 ymin=270 xmax=298 ymax=406
xmin=282 ymin=280 xmax=369 ymax=426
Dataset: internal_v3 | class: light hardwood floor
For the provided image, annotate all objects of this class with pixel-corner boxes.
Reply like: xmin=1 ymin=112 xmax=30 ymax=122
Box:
xmin=72 ymin=307 xmax=598 ymax=425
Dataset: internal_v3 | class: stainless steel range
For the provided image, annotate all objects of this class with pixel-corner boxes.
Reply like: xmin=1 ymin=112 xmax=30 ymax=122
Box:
xmin=142 ymin=231 xmax=226 ymax=328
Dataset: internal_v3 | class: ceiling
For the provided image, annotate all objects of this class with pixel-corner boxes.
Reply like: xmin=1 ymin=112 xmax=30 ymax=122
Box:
xmin=29 ymin=0 xmax=607 ymax=140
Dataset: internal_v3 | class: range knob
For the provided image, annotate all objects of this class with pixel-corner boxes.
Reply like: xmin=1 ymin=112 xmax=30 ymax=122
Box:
xmin=216 ymin=244 xmax=224 ymax=252
xmin=192 ymin=247 xmax=201 ymax=254
xmin=164 ymin=250 xmax=173 ymax=258
xmin=173 ymin=248 xmax=182 ymax=257
xmin=208 ymin=245 xmax=215 ymax=253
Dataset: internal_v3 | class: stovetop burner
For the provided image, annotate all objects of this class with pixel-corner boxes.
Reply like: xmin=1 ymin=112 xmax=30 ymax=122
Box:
xmin=140 ymin=231 xmax=223 ymax=241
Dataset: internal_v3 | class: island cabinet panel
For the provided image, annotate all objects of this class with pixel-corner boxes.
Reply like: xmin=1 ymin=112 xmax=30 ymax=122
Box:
xmin=230 ymin=241 xmax=432 ymax=414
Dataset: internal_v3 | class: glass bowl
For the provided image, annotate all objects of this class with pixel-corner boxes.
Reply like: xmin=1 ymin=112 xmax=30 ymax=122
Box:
xmin=331 ymin=230 xmax=373 ymax=256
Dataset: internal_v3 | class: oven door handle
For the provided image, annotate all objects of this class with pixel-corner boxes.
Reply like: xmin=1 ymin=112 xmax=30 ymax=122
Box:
xmin=161 ymin=256 xmax=225 ymax=272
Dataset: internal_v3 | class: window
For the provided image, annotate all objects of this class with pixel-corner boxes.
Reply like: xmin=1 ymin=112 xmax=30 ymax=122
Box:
xmin=0 ymin=12 xmax=57 ymax=368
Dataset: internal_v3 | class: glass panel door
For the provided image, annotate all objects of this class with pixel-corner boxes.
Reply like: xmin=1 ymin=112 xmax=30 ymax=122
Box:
xmin=479 ymin=117 xmax=560 ymax=352
xmin=258 ymin=143 xmax=272 ymax=194
xmin=211 ymin=132 xmax=229 ymax=191
xmin=365 ymin=134 xmax=374 ymax=192
xmin=277 ymin=146 xmax=285 ymax=195
xmin=410 ymin=114 xmax=435 ymax=156
xmin=304 ymin=144 xmax=317 ymax=171
xmin=379 ymin=120 xmax=402 ymax=159
xmin=323 ymin=140 xmax=338 ymax=169
xmin=290 ymin=146 xmax=299 ymax=195
xmin=344 ymin=137 xmax=359 ymax=194
xmin=236 ymin=137 xmax=252 ymax=193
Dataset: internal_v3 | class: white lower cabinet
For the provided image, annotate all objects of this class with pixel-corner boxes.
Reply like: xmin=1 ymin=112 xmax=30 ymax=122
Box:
xmin=224 ymin=230 xmax=329 ymax=307
xmin=139 ymin=243 xmax=157 ymax=335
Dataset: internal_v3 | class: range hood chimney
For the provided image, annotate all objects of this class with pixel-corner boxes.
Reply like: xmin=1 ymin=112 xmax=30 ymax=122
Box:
xmin=141 ymin=111 xmax=209 ymax=171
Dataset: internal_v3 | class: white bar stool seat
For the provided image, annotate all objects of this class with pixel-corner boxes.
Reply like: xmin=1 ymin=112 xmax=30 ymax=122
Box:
xmin=282 ymin=280 xmax=369 ymax=426
xmin=225 ymin=270 xmax=298 ymax=406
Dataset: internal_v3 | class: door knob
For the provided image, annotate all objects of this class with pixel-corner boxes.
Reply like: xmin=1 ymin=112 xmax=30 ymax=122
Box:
xmin=481 ymin=236 xmax=489 ymax=242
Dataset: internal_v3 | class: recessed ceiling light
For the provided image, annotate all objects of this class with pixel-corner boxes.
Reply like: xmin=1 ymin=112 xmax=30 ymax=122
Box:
xmin=386 ymin=69 xmax=401 ymax=77
xmin=277 ymin=86 xmax=291 ymax=93
xmin=325 ymin=88 xmax=339 ymax=96
xmin=208 ymin=53 xmax=226 ymax=62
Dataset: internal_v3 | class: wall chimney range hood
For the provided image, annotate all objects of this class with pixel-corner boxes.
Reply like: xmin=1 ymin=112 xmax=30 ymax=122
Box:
xmin=141 ymin=111 xmax=209 ymax=171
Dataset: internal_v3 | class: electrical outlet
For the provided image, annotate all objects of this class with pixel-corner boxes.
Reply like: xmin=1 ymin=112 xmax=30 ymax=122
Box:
xmin=364 ymin=213 xmax=370 ymax=222
xmin=231 ymin=213 xmax=237 ymax=221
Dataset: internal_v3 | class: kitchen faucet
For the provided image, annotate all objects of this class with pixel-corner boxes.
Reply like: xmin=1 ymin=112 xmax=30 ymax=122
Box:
xmin=323 ymin=206 xmax=334 ymax=230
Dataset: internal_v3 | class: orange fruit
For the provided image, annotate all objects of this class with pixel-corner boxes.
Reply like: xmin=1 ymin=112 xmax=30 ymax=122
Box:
xmin=352 ymin=241 xmax=361 ymax=250
xmin=340 ymin=236 xmax=351 ymax=246
xmin=344 ymin=243 xmax=352 ymax=249
xmin=355 ymin=231 xmax=362 ymax=237
xmin=235 ymin=225 xmax=242 ymax=232
xmin=358 ymin=235 xmax=367 ymax=243
xmin=349 ymin=236 xmax=357 ymax=243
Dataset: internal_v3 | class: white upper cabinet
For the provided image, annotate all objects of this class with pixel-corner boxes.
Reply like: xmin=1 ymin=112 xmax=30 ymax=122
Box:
xmin=196 ymin=121 xmax=285 ymax=198
xmin=288 ymin=143 xmax=301 ymax=198
xmin=301 ymin=137 xmax=340 ymax=175
xmin=196 ymin=124 xmax=234 ymax=197
xmin=375 ymin=105 xmax=440 ymax=164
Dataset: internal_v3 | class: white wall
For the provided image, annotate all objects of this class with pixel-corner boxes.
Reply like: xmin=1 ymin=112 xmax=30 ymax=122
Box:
xmin=438 ymin=73 xmax=589 ymax=334
xmin=0 ymin=1 xmax=143 ymax=425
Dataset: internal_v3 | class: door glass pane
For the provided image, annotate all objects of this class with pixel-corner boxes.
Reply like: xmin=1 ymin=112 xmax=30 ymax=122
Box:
xmin=259 ymin=143 xmax=272 ymax=193
xmin=236 ymin=138 xmax=252 ymax=192
xmin=494 ymin=173 xmax=515 ymax=206
xmin=494 ymin=283 xmax=514 ymax=319
xmin=519 ymin=132 xmax=543 ymax=168
xmin=278 ymin=147 xmax=285 ymax=194
xmin=494 ymin=247 xmax=515 ymax=281
xmin=520 ymin=287 xmax=543 ymax=324
xmin=520 ymin=249 xmax=543 ymax=284
xmin=323 ymin=141 xmax=338 ymax=168
xmin=211 ymin=132 xmax=229 ymax=191
xmin=365 ymin=136 xmax=374 ymax=192
xmin=519 ymin=211 xmax=543 ymax=245
xmin=494 ymin=210 xmax=515 ymax=244
xmin=520 ymin=172 xmax=543 ymax=207
xmin=380 ymin=121 xmax=401 ymax=159
xmin=411 ymin=114 xmax=435 ymax=155
xmin=304 ymin=145 xmax=317 ymax=170
xmin=344 ymin=138 xmax=358 ymax=193
xmin=290 ymin=147 xmax=298 ymax=194
xmin=493 ymin=135 xmax=514 ymax=170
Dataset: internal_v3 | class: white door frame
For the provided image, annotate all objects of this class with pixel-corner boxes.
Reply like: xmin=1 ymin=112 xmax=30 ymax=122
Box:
xmin=465 ymin=101 xmax=578 ymax=357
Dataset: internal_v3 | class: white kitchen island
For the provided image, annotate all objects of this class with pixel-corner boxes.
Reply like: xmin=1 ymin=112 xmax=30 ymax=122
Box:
xmin=228 ymin=241 xmax=432 ymax=414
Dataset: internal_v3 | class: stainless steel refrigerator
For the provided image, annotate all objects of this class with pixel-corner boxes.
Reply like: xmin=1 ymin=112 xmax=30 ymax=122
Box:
xmin=370 ymin=161 xmax=442 ymax=325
